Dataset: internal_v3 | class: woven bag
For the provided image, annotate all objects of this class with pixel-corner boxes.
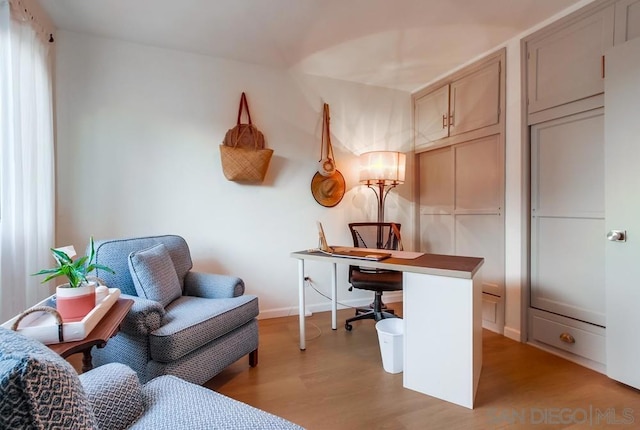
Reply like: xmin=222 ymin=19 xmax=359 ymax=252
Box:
xmin=220 ymin=92 xmax=272 ymax=182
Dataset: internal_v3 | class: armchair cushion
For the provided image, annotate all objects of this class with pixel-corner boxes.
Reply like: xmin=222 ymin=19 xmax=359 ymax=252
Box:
xmin=128 ymin=243 xmax=182 ymax=308
xmin=149 ymin=295 xmax=259 ymax=362
xmin=79 ymin=363 xmax=144 ymax=430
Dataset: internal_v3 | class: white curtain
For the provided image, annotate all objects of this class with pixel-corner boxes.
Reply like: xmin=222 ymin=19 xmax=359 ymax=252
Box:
xmin=0 ymin=0 xmax=55 ymax=322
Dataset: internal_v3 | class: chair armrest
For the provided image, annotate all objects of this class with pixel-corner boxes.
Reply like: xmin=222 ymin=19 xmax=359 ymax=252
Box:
xmin=79 ymin=363 xmax=144 ymax=430
xmin=119 ymin=293 xmax=166 ymax=336
xmin=183 ymin=271 xmax=245 ymax=298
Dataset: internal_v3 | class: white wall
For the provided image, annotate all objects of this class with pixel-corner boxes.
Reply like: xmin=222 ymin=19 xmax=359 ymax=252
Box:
xmin=53 ymin=30 xmax=413 ymax=318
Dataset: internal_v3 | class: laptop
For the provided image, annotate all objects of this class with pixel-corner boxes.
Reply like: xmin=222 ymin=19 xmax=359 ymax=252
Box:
xmin=316 ymin=222 xmax=391 ymax=261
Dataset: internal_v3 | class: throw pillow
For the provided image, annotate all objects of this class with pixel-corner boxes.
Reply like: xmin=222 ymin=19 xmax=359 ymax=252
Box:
xmin=0 ymin=328 xmax=98 ymax=429
xmin=128 ymin=243 xmax=182 ymax=307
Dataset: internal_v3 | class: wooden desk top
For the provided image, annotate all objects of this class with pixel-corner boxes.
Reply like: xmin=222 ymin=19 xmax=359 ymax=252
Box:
xmin=49 ymin=298 xmax=133 ymax=358
xmin=290 ymin=250 xmax=484 ymax=279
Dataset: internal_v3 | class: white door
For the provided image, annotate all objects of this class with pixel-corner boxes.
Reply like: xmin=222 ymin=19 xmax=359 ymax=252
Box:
xmin=605 ymin=37 xmax=640 ymax=389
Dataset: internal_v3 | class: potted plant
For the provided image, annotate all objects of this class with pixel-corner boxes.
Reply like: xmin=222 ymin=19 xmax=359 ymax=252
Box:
xmin=33 ymin=236 xmax=115 ymax=322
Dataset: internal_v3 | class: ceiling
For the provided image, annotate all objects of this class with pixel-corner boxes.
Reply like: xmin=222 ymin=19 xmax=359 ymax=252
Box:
xmin=38 ymin=0 xmax=584 ymax=92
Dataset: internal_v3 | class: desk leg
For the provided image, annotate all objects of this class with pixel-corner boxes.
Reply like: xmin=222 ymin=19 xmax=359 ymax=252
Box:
xmin=298 ymin=259 xmax=306 ymax=350
xmin=331 ymin=262 xmax=337 ymax=330
xmin=81 ymin=349 xmax=93 ymax=373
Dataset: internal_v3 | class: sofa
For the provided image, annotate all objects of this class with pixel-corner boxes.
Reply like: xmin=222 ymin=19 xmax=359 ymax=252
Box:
xmin=89 ymin=234 xmax=259 ymax=384
xmin=0 ymin=327 xmax=304 ymax=430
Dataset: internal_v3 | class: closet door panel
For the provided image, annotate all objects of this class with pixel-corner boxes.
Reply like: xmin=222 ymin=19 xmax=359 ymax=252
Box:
xmin=531 ymin=217 xmax=605 ymax=326
xmin=418 ymin=147 xmax=453 ymax=213
xmin=532 ymin=111 xmax=605 ymax=217
xmin=420 ymin=214 xmax=454 ymax=255
xmin=454 ymin=135 xmax=502 ymax=213
xmin=455 ymin=214 xmax=504 ymax=297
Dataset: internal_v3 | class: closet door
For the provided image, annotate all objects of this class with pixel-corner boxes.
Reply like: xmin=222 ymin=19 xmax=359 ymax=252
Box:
xmin=530 ymin=109 xmax=605 ymax=326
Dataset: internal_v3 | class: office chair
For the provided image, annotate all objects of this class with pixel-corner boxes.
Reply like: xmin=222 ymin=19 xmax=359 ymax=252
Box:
xmin=345 ymin=222 xmax=402 ymax=331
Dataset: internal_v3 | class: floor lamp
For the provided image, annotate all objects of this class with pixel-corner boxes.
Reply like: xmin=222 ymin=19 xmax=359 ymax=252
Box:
xmin=359 ymin=151 xmax=406 ymax=247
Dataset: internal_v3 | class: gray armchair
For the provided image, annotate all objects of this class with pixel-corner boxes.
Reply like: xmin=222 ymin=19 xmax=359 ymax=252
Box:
xmin=90 ymin=235 xmax=259 ymax=384
xmin=0 ymin=327 xmax=303 ymax=430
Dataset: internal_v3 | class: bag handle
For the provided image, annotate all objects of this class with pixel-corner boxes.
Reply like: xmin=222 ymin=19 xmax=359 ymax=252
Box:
xmin=12 ymin=306 xmax=64 ymax=343
xmin=319 ymin=103 xmax=334 ymax=162
xmin=236 ymin=92 xmax=253 ymax=125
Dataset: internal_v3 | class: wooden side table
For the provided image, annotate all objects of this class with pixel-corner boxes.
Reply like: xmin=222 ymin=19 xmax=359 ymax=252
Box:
xmin=49 ymin=298 xmax=133 ymax=372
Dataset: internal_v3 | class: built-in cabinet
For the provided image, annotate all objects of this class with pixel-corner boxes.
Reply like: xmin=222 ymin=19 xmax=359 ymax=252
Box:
xmin=414 ymin=49 xmax=505 ymax=333
xmin=415 ymin=52 xmax=502 ymax=152
xmin=525 ymin=0 xmax=640 ymax=372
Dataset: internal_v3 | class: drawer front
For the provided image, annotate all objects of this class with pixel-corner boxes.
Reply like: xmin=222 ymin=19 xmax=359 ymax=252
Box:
xmin=531 ymin=314 xmax=605 ymax=364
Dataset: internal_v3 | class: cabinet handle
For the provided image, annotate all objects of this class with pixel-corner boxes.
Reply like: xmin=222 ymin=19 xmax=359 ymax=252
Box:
xmin=559 ymin=332 xmax=575 ymax=344
xmin=442 ymin=114 xmax=447 ymax=129
xmin=449 ymin=113 xmax=454 ymax=127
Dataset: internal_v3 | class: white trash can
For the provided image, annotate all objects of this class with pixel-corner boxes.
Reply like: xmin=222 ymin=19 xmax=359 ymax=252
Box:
xmin=375 ymin=318 xmax=404 ymax=374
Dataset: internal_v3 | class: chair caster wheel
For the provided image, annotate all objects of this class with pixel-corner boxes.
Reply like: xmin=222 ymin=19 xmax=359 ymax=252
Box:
xmin=345 ymin=323 xmax=352 ymax=331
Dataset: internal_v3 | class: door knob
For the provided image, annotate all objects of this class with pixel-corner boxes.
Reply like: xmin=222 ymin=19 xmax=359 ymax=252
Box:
xmin=607 ymin=230 xmax=626 ymax=242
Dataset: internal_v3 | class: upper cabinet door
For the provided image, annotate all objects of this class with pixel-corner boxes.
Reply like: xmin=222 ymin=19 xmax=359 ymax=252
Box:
xmin=413 ymin=49 xmax=504 ymax=152
xmin=527 ymin=6 xmax=614 ymax=114
xmin=415 ymin=85 xmax=449 ymax=147
xmin=615 ymin=0 xmax=640 ymax=44
xmin=449 ymin=61 xmax=500 ymax=137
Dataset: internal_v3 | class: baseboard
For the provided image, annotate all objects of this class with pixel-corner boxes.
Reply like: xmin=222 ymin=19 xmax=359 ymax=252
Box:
xmin=258 ymin=293 xmax=403 ymax=320
xmin=503 ymin=326 xmax=522 ymax=342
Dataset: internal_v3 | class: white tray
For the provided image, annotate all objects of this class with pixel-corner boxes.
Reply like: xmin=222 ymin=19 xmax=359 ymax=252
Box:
xmin=2 ymin=288 xmax=121 ymax=344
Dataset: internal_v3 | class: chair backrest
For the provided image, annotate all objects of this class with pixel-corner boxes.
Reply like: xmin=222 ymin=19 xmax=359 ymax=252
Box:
xmin=92 ymin=235 xmax=193 ymax=296
xmin=348 ymin=223 xmax=401 ymax=250
xmin=348 ymin=223 xmax=402 ymax=279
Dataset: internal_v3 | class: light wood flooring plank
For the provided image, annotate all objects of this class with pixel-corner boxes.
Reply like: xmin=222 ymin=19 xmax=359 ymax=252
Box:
xmin=205 ymin=305 xmax=640 ymax=429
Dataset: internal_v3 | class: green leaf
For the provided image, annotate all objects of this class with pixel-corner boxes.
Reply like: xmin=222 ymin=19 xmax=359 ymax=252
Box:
xmin=86 ymin=263 xmax=116 ymax=275
xmin=51 ymin=248 xmax=73 ymax=265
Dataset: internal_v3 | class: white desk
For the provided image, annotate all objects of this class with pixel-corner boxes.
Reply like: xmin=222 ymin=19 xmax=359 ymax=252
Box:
xmin=290 ymin=250 xmax=484 ymax=409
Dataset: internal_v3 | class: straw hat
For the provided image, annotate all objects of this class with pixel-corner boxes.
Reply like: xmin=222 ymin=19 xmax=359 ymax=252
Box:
xmin=311 ymin=170 xmax=345 ymax=207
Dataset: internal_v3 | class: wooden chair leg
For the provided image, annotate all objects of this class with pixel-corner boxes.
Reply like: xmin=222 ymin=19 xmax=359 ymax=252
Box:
xmin=249 ymin=349 xmax=258 ymax=367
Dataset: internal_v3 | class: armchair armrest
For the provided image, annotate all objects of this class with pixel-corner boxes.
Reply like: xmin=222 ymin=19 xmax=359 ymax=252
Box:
xmin=79 ymin=363 xmax=144 ymax=430
xmin=184 ymin=271 xmax=245 ymax=298
xmin=119 ymin=293 xmax=166 ymax=336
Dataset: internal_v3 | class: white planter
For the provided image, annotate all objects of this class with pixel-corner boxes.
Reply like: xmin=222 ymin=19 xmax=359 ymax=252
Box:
xmin=56 ymin=282 xmax=96 ymax=322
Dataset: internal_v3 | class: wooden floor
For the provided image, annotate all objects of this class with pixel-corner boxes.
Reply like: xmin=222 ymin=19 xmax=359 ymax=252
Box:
xmin=203 ymin=304 xmax=640 ymax=429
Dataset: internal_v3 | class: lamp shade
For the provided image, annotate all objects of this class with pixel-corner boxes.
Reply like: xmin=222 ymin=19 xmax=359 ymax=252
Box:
xmin=359 ymin=151 xmax=406 ymax=185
